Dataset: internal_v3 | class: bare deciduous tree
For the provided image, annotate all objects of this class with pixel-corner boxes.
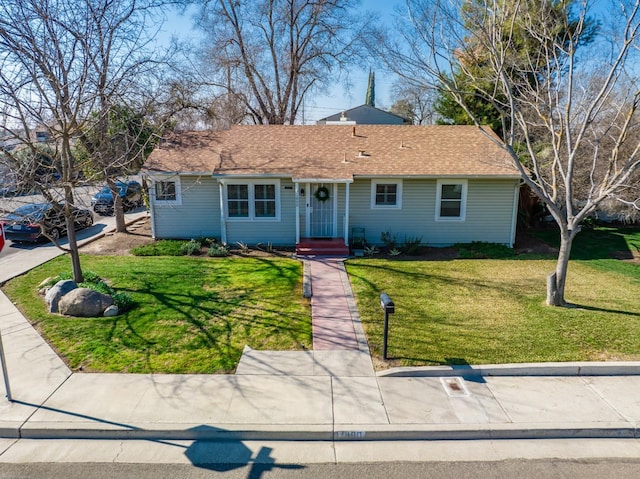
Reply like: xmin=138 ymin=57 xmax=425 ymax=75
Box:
xmin=192 ymin=0 xmax=369 ymax=125
xmin=0 ymin=0 xmax=166 ymax=281
xmin=390 ymin=81 xmax=436 ymax=125
xmin=371 ymin=0 xmax=640 ymax=306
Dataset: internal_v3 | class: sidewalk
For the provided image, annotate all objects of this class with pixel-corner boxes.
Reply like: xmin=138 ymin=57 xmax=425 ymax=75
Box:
xmin=0 ymin=255 xmax=640 ymax=442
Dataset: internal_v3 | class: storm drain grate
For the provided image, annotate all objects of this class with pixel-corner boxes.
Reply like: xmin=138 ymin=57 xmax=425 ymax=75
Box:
xmin=440 ymin=377 xmax=470 ymax=397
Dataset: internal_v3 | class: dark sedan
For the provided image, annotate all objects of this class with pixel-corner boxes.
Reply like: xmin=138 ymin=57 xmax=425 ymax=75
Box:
xmin=1 ymin=203 xmax=94 ymax=243
xmin=91 ymin=180 xmax=143 ymax=215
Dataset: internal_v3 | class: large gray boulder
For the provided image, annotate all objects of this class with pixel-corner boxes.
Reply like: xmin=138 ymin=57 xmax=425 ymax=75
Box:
xmin=45 ymin=280 xmax=78 ymax=313
xmin=58 ymin=288 xmax=114 ymax=317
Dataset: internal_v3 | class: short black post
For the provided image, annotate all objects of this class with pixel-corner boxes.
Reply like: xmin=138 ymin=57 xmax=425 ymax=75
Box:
xmin=380 ymin=293 xmax=395 ymax=360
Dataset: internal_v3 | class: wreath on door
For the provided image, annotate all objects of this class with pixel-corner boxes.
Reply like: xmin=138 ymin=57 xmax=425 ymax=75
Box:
xmin=314 ymin=186 xmax=330 ymax=202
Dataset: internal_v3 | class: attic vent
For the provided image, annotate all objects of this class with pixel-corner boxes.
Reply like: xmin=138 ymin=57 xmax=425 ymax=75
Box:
xmin=356 ymin=150 xmax=370 ymax=158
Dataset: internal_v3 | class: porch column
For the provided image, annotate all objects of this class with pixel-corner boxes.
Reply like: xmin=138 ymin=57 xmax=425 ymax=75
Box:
xmin=332 ymin=183 xmax=338 ymax=239
xmin=344 ymin=181 xmax=350 ymax=246
xmin=218 ymin=181 xmax=227 ymax=245
xmin=295 ymin=182 xmax=300 ymax=244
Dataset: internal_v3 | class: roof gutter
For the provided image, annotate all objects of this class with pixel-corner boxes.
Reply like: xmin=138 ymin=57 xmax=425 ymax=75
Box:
xmin=213 ymin=173 xmax=291 ymax=182
xmin=293 ymin=178 xmax=354 ymax=183
xmin=143 ymin=170 xmax=212 ymax=177
xmin=354 ymin=174 xmax=522 ymax=180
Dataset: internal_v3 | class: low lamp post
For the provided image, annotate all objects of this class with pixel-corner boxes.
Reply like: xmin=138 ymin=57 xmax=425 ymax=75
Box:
xmin=380 ymin=292 xmax=395 ymax=360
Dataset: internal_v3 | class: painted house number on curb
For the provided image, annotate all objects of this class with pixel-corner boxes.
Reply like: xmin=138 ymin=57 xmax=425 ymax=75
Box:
xmin=336 ymin=431 xmax=366 ymax=439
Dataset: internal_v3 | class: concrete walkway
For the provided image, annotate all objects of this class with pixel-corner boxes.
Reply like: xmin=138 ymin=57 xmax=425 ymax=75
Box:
xmin=1 ymin=245 xmax=640 ymax=443
xmin=308 ymin=258 xmax=369 ymax=352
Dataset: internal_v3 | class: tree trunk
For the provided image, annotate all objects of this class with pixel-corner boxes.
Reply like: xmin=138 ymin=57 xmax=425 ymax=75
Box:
xmin=107 ymin=178 xmax=127 ymax=233
xmin=68 ymin=228 xmax=84 ymax=284
xmin=546 ymin=228 xmax=575 ymax=306
xmin=62 ymin=184 xmax=84 ymax=284
xmin=114 ymin=194 xmax=127 ymax=233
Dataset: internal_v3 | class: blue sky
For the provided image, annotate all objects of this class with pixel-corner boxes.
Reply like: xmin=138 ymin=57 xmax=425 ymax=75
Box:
xmin=160 ymin=1 xmax=404 ymax=124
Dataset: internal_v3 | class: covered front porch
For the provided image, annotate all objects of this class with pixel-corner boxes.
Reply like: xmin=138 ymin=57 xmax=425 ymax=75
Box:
xmin=294 ymin=179 xmax=353 ymax=256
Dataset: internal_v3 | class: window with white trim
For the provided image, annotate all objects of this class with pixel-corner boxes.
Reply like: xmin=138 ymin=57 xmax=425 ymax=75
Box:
xmin=156 ymin=181 xmax=176 ymax=201
xmin=227 ymin=184 xmax=249 ymax=217
xmin=152 ymin=177 xmax=182 ymax=206
xmin=254 ymin=184 xmax=276 ymax=217
xmin=436 ymin=179 xmax=467 ymax=220
xmin=371 ymin=180 xmax=402 ymax=209
xmin=225 ymin=180 xmax=279 ymax=220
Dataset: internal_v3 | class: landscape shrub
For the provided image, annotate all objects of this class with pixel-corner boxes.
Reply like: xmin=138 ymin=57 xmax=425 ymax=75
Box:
xmin=181 ymin=239 xmax=202 ymax=256
xmin=82 ymin=280 xmax=111 ymax=295
xmin=207 ymin=244 xmax=230 ymax=257
xmin=401 ymin=236 xmax=423 ymax=255
xmin=111 ymin=291 xmax=135 ymax=312
xmin=381 ymin=231 xmax=397 ymax=251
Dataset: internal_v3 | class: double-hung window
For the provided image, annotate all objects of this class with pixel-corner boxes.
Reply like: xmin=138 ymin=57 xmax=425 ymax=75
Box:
xmin=227 ymin=184 xmax=249 ymax=218
xmin=436 ymin=179 xmax=467 ymax=221
xmin=152 ymin=177 xmax=181 ymax=206
xmin=254 ymin=184 xmax=276 ymax=218
xmin=225 ymin=180 xmax=279 ymax=220
xmin=156 ymin=181 xmax=176 ymax=201
xmin=371 ymin=180 xmax=402 ymax=209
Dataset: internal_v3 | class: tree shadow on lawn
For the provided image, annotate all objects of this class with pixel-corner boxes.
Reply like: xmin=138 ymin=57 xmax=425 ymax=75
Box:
xmin=349 ymin=259 xmax=640 ymax=317
xmin=563 ymin=303 xmax=640 ymax=317
xmin=347 ymin=261 xmax=545 ymax=302
xmin=534 ymin=226 xmax=640 ymax=261
xmin=103 ymin=284 xmax=311 ymax=372
xmin=355 ymin=262 xmax=640 ymax=369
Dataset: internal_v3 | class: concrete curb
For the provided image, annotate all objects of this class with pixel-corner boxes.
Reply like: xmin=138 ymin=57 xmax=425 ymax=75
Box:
xmin=9 ymin=422 xmax=640 ymax=442
xmin=302 ymin=259 xmax=312 ymax=298
xmin=378 ymin=361 xmax=640 ymax=378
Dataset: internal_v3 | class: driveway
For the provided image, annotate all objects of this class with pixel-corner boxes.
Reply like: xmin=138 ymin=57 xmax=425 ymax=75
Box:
xmin=0 ymin=209 xmax=148 ymax=284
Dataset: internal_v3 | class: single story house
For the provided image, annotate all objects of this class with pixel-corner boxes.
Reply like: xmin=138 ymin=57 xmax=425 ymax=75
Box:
xmin=142 ymin=125 xmax=521 ymax=250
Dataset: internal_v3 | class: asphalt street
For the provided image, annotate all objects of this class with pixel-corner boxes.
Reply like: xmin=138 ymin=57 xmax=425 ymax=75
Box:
xmin=1 ymin=452 xmax=640 ymax=479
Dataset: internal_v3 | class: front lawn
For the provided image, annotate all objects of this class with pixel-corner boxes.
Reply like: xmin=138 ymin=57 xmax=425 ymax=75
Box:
xmin=347 ymin=245 xmax=640 ymax=366
xmin=2 ymin=255 xmax=311 ymax=373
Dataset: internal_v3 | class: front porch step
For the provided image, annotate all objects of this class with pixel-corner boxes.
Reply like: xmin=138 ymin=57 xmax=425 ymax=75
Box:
xmin=296 ymin=239 xmax=349 ymax=257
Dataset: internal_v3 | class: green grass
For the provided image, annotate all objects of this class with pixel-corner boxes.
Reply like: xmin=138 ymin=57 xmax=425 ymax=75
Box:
xmin=130 ymin=239 xmax=184 ymax=256
xmin=455 ymin=241 xmax=517 ymax=259
xmin=2 ymin=255 xmax=311 ymax=373
xmin=6 ymin=226 xmax=639 ymax=372
xmin=347 ymin=228 xmax=640 ymax=366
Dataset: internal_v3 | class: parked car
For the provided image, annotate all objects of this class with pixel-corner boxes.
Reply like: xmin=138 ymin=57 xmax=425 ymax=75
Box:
xmin=91 ymin=180 xmax=143 ymax=215
xmin=1 ymin=202 xmax=93 ymax=243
